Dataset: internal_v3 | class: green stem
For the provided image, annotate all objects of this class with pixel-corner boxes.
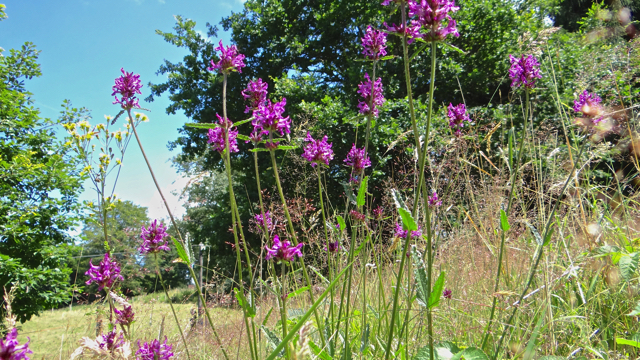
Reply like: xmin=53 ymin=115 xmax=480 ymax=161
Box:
xmin=481 ymin=90 xmax=529 ymax=349
xmin=126 ymin=109 xmax=230 ymax=360
xmin=317 ymin=169 xmax=335 ymax=342
xmin=281 ymin=262 xmax=290 ymax=359
xmin=363 ymin=60 xmax=377 ymax=159
xmin=154 ymin=254 xmax=192 ymax=360
xmin=268 ymin=148 xmax=327 ymax=349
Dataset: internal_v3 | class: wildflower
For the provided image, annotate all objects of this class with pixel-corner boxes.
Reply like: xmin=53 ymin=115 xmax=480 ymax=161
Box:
xmin=136 ymin=337 xmax=174 ymax=360
xmin=96 ymin=331 xmax=126 ymax=352
xmin=344 ymin=144 xmax=371 ymax=182
xmin=0 ymin=328 xmax=32 ymax=360
xmin=111 ymin=68 xmax=142 ymax=109
xmin=357 ymin=73 xmax=385 ymax=118
xmin=253 ymin=98 xmax=291 ymax=148
xmin=254 ymin=211 xmax=275 ymax=233
xmin=574 ymin=90 xmax=604 ymax=123
xmin=443 ymin=288 xmax=452 ymax=299
xmin=447 ymin=103 xmax=471 ymax=136
xmin=85 ymin=253 xmax=124 ymax=291
xmin=208 ymin=40 xmax=245 ymax=74
xmin=114 ymin=305 xmax=135 ymax=326
xmin=373 ymin=206 xmax=384 ymax=220
xmin=326 ymin=240 xmax=340 ymax=253
xmin=361 ymin=25 xmax=388 ymax=60
xmin=428 ymin=191 xmax=442 ymax=207
xmin=409 ymin=0 xmax=460 ymax=41
xmin=381 ymin=0 xmax=402 ymax=5
xmin=384 ymin=21 xmax=422 ymax=44
xmin=242 ymin=78 xmax=268 ymax=114
xmin=139 ymin=219 xmax=171 ymax=254
xmin=301 ymin=132 xmax=334 ymax=167
xmin=207 ymin=114 xmax=239 ymax=154
xmin=508 ymin=54 xmax=542 ymax=89
xmin=394 ymin=223 xmax=422 ymax=239
xmin=265 ymin=235 xmax=304 ymax=264
xmin=70 ymin=331 xmax=131 ymax=359
xmin=350 ymin=210 xmax=366 ymax=222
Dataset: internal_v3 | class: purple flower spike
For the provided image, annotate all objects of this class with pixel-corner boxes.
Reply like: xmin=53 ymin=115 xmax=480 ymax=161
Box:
xmin=447 ymin=103 xmax=471 ymax=136
xmin=208 ymin=114 xmax=239 ymax=154
xmin=326 ymin=240 xmax=340 ymax=253
xmin=357 ymin=73 xmax=385 ymax=118
xmin=428 ymin=191 xmax=442 ymax=207
xmin=508 ymin=54 xmax=542 ymax=89
xmin=394 ymin=223 xmax=423 ymax=239
xmin=443 ymin=288 xmax=452 ymax=299
xmin=344 ymin=144 xmax=371 ymax=182
xmin=362 ymin=25 xmax=388 ymax=60
xmin=255 ymin=211 xmax=275 ymax=233
xmin=0 ymin=328 xmax=32 ymax=360
xmin=409 ymin=0 xmax=460 ymax=41
xmin=139 ymin=219 xmax=171 ymax=254
xmin=136 ymin=337 xmax=174 ymax=360
xmin=242 ymin=78 xmax=269 ymax=114
xmin=96 ymin=331 xmax=126 ymax=352
xmin=384 ymin=21 xmax=422 ymax=44
xmin=253 ymin=98 xmax=291 ymax=147
xmin=208 ymin=40 xmax=246 ymax=74
xmin=265 ymin=235 xmax=304 ymax=264
xmin=85 ymin=253 xmax=124 ymax=291
xmin=302 ymin=132 xmax=334 ymax=167
xmin=114 ymin=305 xmax=135 ymax=326
xmin=111 ymin=68 xmax=142 ymax=110
xmin=574 ymin=90 xmax=604 ymax=121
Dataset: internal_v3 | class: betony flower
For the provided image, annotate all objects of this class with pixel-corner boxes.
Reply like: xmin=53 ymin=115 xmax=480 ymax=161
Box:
xmin=350 ymin=210 xmax=366 ymax=222
xmin=139 ymin=219 xmax=171 ymax=254
xmin=409 ymin=0 xmax=460 ymax=41
xmin=265 ymin=235 xmax=303 ymax=264
xmin=344 ymin=144 xmax=371 ymax=182
xmin=574 ymin=90 xmax=604 ymax=123
xmin=253 ymin=98 xmax=291 ymax=148
xmin=447 ymin=103 xmax=471 ymax=136
xmin=207 ymin=114 xmax=239 ymax=154
xmin=114 ymin=305 xmax=135 ymax=326
xmin=0 ymin=328 xmax=32 ymax=360
xmin=85 ymin=253 xmax=124 ymax=291
xmin=443 ymin=288 xmax=453 ymax=299
xmin=428 ymin=191 xmax=442 ymax=207
xmin=208 ymin=40 xmax=246 ymax=74
xmin=384 ymin=21 xmax=422 ymax=44
xmin=136 ymin=337 xmax=174 ymax=360
xmin=362 ymin=25 xmax=388 ymax=60
xmin=357 ymin=73 xmax=385 ymax=118
xmin=111 ymin=68 xmax=142 ymax=110
xmin=373 ymin=206 xmax=384 ymax=220
xmin=96 ymin=331 xmax=126 ymax=352
xmin=254 ymin=211 xmax=274 ymax=233
xmin=508 ymin=54 xmax=542 ymax=89
xmin=394 ymin=223 xmax=423 ymax=239
xmin=242 ymin=78 xmax=269 ymax=114
xmin=326 ymin=240 xmax=340 ymax=253
xmin=301 ymin=132 xmax=334 ymax=167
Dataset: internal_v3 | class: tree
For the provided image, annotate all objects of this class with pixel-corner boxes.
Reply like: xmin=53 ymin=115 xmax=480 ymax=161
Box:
xmin=69 ymin=200 xmax=190 ymax=299
xmin=0 ymin=39 xmax=85 ymax=322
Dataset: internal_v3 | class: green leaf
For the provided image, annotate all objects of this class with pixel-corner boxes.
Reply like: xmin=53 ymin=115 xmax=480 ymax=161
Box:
xmin=250 ymin=147 xmax=271 ymax=152
xmin=184 ymin=122 xmax=218 ymax=129
xmin=428 ymin=271 xmax=446 ymax=309
xmin=287 ymin=286 xmax=310 ymax=299
xmin=455 ymin=348 xmax=489 ymax=360
xmin=234 ymin=288 xmax=256 ymax=317
xmin=415 ymin=341 xmax=460 ymax=360
xmin=262 ymin=307 xmax=273 ymax=326
xmin=391 ymin=188 xmax=407 ymax=210
xmin=525 ymin=222 xmax=542 ymax=245
xmin=276 ymin=145 xmax=297 ymax=150
xmin=357 ymin=176 xmax=368 ymax=207
xmin=543 ymin=226 xmax=554 ymax=246
xmin=261 ymin=325 xmax=284 ymax=357
xmin=309 ymin=340 xmax=333 ymax=360
xmin=523 ymin=307 xmax=547 ymax=360
xmin=236 ymin=133 xmax=250 ymax=141
xmin=619 ymin=252 xmax=639 ymax=282
xmin=500 ymin=209 xmax=510 ymax=232
xmin=628 ymin=300 xmax=640 ymax=316
xmin=441 ymin=42 xmax=467 ymax=55
xmin=616 ymin=338 xmax=640 ymax=348
xmin=172 ymin=237 xmax=191 ymax=265
xmin=411 ymin=247 xmax=429 ymax=308
xmin=378 ymin=55 xmax=396 ymax=61
xmin=234 ymin=117 xmax=253 ymax=127
xmin=309 ymin=266 xmax=330 ymax=285
xmin=398 ymin=207 xmax=417 ymax=231
xmin=336 ymin=215 xmax=346 ymax=232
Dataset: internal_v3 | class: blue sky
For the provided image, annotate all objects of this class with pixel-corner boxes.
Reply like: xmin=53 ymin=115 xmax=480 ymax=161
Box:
xmin=2 ymin=0 xmax=245 ymax=221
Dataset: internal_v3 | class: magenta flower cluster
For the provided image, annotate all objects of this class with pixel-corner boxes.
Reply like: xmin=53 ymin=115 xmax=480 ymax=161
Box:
xmin=208 ymin=114 xmax=239 ymax=154
xmin=394 ymin=223 xmax=423 ymax=238
xmin=112 ymin=68 xmax=142 ymax=110
xmin=443 ymin=288 xmax=453 ymax=299
xmin=242 ymin=78 xmax=269 ymax=114
xmin=252 ymin=98 xmax=291 ymax=147
xmin=114 ymin=305 xmax=135 ymax=326
xmin=139 ymin=219 xmax=171 ymax=254
xmin=428 ymin=191 xmax=442 ymax=207
xmin=344 ymin=144 xmax=371 ymax=182
xmin=326 ymin=240 xmax=340 ymax=253
xmin=508 ymin=54 xmax=542 ymax=89
xmin=96 ymin=331 xmax=126 ymax=352
xmin=301 ymin=132 xmax=334 ymax=167
xmin=574 ymin=90 xmax=604 ymax=123
xmin=255 ymin=211 xmax=275 ymax=233
xmin=384 ymin=21 xmax=422 ymax=44
xmin=208 ymin=40 xmax=246 ymax=74
xmin=85 ymin=253 xmax=124 ymax=291
xmin=358 ymin=73 xmax=385 ymax=118
xmin=136 ymin=337 xmax=174 ymax=360
xmin=0 ymin=328 xmax=32 ymax=360
xmin=447 ymin=103 xmax=471 ymax=136
xmin=361 ymin=25 xmax=388 ymax=60
xmin=409 ymin=0 xmax=460 ymax=41
xmin=265 ymin=235 xmax=304 ymax=264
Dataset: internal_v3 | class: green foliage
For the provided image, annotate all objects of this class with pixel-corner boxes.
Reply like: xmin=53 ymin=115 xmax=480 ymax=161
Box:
xmin=0 ymin=42 xmax=84 ymax=322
